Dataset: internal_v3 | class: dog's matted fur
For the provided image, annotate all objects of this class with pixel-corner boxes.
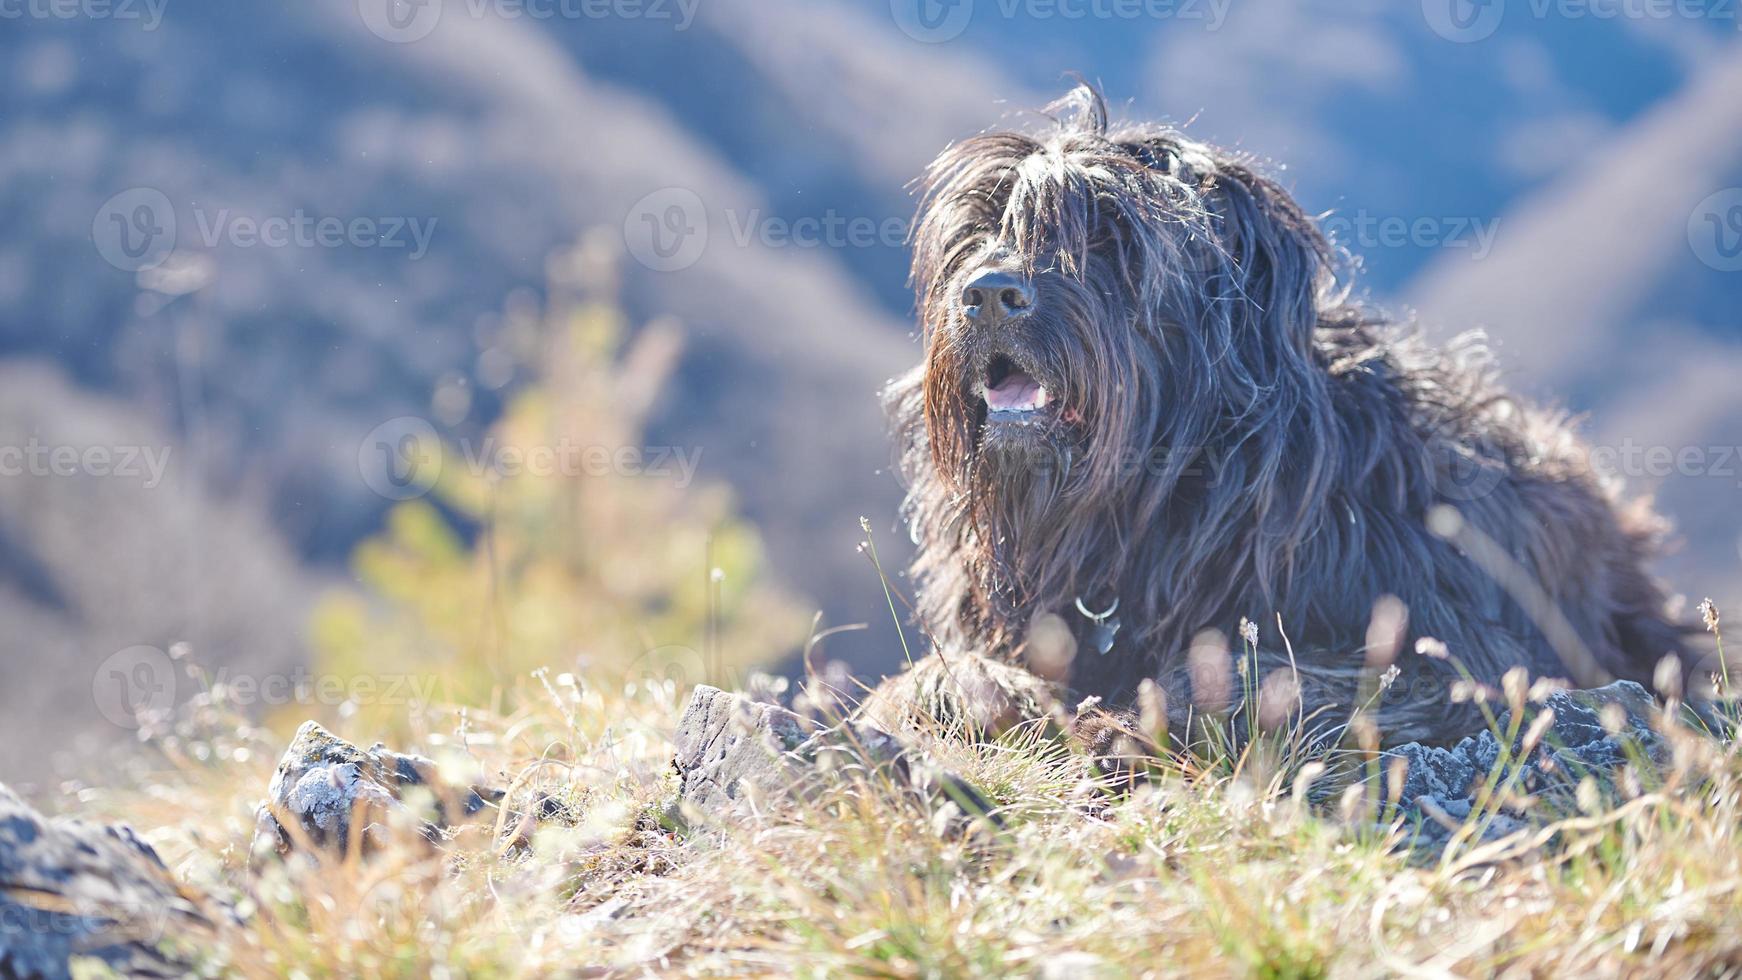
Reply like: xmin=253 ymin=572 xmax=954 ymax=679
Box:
xmin=871 ymin=86 xmax=1697 ymax=747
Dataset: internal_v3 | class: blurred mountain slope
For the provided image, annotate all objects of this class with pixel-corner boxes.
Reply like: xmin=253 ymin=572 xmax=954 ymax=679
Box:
xmin=0 ymin=0 xmax=964 ymax=675
xmin=0 ymin=0 xmax=1736 ymax=730
xmin=1408 ymin=43 xmax=1742 ymax=598
xmin=0 ymin=363 xmax=314 ymax=785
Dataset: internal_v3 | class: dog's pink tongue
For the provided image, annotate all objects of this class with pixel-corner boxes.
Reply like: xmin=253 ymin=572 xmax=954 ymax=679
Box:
xmin=986 ymin=372 xmax=1049 ymax=412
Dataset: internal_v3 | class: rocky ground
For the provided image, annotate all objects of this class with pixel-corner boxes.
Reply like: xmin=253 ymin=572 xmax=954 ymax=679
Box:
xmin=0 ymin=680 xmax=1723 ymax=977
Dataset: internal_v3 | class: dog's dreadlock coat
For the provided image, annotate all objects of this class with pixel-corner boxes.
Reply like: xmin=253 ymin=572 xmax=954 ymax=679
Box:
xmin=870 ymin=86 xmax=1695 ymax=747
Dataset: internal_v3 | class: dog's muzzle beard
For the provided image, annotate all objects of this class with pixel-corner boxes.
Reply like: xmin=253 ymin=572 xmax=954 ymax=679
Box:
xmin=961 ymin=330 xmax=1076 ymax=472
xmin=958 ymin=345 xmax=1079 ymax=593
xmin=933 ymin=259 xmax=1101 ymax=607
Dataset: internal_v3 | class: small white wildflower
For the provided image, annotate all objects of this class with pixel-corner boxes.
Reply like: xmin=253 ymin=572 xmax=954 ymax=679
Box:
xmin=1501 ymin=666 xmax=1529 ymax=707
xmin=1415 ymin=637 xmax=1450 ymax=660
xmin=1137 ymin=679 xmax=1167 ymax=743
xmin=1527 ymin=677 xmax=1568 ymax=703
xmin=1654 ymin=655 xmax=1683 ymax=699
xmin=1599 ymin=702 xmax=1628 ymax=734
xmin=1449 ymin=680 xmax=1487 ymax=704
xmin=1699 ymin=597 xmax=1721 ymax=634
xmin=1520 ymin=709 xmax=1556 ymax=755
xmin=1258 ymin=669 xmax=1299 ymax=732
xmin=1378 ymin=665 xmax=1401 ymax=691
xmin=1338 ymin=783 xmax=1367 ymax=824
xmin=1239 ymin=617 xmax=1259 ymax=647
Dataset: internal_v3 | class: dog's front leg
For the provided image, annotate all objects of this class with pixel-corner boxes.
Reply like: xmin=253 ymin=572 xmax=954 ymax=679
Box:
xmin=857 ymin=649 xmax=1065 ymax=739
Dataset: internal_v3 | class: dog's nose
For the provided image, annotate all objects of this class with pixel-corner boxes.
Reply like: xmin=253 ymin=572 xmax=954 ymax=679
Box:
xmin=960 ymin=269 xmax=1034 ymax=324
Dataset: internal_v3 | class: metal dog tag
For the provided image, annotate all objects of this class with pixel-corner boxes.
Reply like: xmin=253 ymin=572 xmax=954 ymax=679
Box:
xmin=1090 ymin=616 xmax=1121 ymax=656
xmin=1075 ymin=595 xmax=1122 ymax=656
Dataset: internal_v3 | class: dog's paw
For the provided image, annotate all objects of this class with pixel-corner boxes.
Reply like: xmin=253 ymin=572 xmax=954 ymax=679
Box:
xmin=858 ymin=651 xmax=1063 ymax=739
xmin=1067 ymin=705 xmax=1164 ymax=790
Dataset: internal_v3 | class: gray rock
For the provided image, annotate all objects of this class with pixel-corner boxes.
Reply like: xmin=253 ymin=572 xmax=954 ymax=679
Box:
xmin=670 ymin=686 xmax=823 ymax=816
xmin=1384 ymin=681 xmax=1667 ymax=849
xmin=670 ymin=685 xmax=992 ymax=827
xmin=252 ymin=721 xmax=500 ymax=860
xmin=0 ymin=783 xmax=211 ymax=980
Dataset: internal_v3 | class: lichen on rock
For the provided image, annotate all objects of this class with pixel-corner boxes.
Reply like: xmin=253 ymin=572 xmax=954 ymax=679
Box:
xmin=0 ymin=784 xmax=213 ymax=980
xmin=669 ymin=685 xmax=992 ymax=829
xmin=251 ymin=720 xmax=500 ymax=861
xmin=1383 ymin=680 xmax=1695 ymax=850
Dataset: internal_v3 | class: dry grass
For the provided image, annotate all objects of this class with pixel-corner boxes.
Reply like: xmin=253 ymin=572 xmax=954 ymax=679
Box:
xmin=67 ymin=626 xmax=1742 ymax=980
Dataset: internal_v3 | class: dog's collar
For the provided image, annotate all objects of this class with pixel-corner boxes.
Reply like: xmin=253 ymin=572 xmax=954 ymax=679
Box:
xmin=1073 ymin=595 xmax=1119 ymax=622
xmin=1074 ymin=595 xmax=1122 ymax=656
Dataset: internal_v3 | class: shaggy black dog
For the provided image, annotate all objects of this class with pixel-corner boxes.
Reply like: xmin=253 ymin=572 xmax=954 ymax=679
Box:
xmin=871 ymin=86 xmax=1698 ymax=747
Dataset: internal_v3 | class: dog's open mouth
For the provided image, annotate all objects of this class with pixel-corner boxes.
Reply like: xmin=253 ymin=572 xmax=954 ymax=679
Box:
xmin=981 ymin=354 xmax=1055 ymax=422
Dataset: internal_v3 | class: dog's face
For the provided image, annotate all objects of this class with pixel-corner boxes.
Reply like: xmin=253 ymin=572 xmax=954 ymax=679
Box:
xmin=917 ymin=228 xmax=1142 ymax=555
xmin=900 ymin=86 xmax=1338 ymax=629
xmin=926 ymin=240 xmax=1090 ymax=497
